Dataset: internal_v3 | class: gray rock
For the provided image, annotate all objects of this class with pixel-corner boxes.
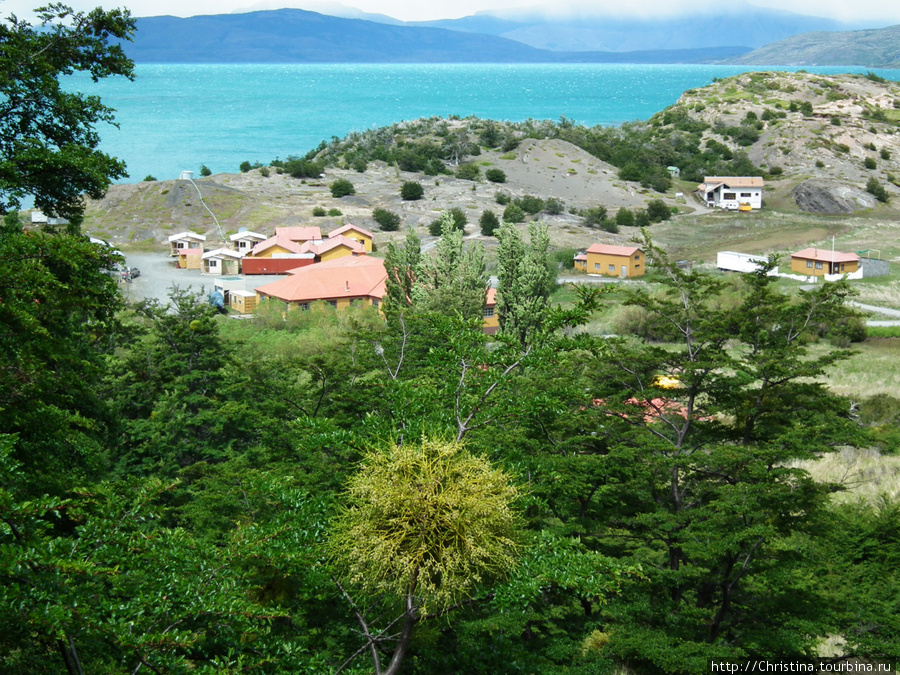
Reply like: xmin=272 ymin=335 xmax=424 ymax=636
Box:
xmin=792 ymin=179 xmax=875 ymax=214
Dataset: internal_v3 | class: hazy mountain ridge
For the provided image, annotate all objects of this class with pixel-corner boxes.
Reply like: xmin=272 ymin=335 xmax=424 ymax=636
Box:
xmin=125 ymin=9 xmax=749 ymax=63
xmin=414 ymin=8 xmax=855 ymax=52
xmin=729 ymin=24 xmax=900 ymax=67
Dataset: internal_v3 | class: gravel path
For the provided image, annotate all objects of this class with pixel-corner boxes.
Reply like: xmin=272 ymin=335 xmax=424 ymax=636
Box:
xmin=119 ymin=252 xmax=282 ymax=304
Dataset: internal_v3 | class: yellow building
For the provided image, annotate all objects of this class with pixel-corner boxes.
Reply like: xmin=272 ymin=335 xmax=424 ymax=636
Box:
xmin=329 ymin=224 xmax=374 ymax=252
xmin=178 ymin=247 xmax=203 ymax=270
xmin=574 ymin=244 xmax=645 ymax=278
xmin=483 ymin=288 xmax=499 ymax=334
xmin=300 ymin=235 xmax=368 ymax=262
xmin=255 ymin=255 xmax=387 ymax=311
xmin=790 ymin=248 xmax=860 ymax=276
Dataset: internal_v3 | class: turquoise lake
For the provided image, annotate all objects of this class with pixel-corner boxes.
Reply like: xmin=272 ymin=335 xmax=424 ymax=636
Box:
xmin=69 ymin=63 xmax=900 ymax=184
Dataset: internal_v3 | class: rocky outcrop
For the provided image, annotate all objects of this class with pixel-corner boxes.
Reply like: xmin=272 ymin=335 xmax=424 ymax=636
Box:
xmin=792 ymin=179 xmax=876 ymax=214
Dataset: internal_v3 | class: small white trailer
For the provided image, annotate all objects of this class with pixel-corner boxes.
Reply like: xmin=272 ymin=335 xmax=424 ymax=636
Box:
xmin=717 ymin=251 xmax=776 ymax=275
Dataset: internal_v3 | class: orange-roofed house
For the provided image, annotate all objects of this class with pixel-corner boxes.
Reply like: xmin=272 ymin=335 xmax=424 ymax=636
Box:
xmin=574 ymin=244 xmax=645 ymax=278
xmin=299 ymin=235 xmax=367 ymax=263
xmin=328 ymin=224 xmax=373 ymax=252
xmin=275 ymin=226 xmax=322 ymax=244
xmin=242 ymin=233 xmax=315 ymax=275
xmin=698 ymin=176 xmax=764 ymax=210
xmin=255 ymin=255 xmax=387 ymax=311
xmin=790 ymin=247 xmax=860 ymax=277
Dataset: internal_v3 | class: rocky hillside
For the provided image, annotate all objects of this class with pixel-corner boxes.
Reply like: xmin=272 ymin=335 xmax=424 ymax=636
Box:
xmin=81 ymin=136 xmax=655 ymax=251
xmin=660 ymin=71 xmax=900 ymax=213
xmin=728 ymin=24 xmax=900 ymax=68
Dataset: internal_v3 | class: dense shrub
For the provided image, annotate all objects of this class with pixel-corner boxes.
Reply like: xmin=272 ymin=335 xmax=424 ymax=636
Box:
xmin=866 ymin=177 xmax=890 ymax=203
xmin=544 ymin=197 xmax=564 ymax=215
xmin=455 ymin=163 xmax=480 ymax=181
xmin=373 ymin=208 xmax=401 ymax=231
xmin=582 ymin=205 xmax=608 ymax=228
xmin=514 ymin=195 xmax=544 ymax=215
xmin=864 ymin=157 xmax=878 ymax=170
xmin=485 ymin=168 xmax=506 ymax=183
xmin=502 ymin=203 xmax=525 ymax=223
xmin=615 ymin=208 xmax=635 ymax=227
xmin=479 ymin=210 xmax=500 ymax=236
xmin=285 ymin=158 xmax=324 ymax=178
xmin=328 ymin=208 xmax=342 ymax=217
xmin=495 ymin=191 xmax=511 ymax=205
xmin=330 ymin=178 xmax=356 ymax=198
xmin=646 ymin=199 xmax=671 ymax=223
xmin=312 ymin=206 xmax=327 ymax=217
xmin=400 ymin=181 xmax=424 ymax=200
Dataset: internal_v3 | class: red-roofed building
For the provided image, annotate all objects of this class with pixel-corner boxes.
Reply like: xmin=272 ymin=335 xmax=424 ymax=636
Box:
xmin=574 ymin=244 xmax=645 ymax=278
xmin=328 ymin=224 xmax=373 ymax=252
xmin=255 ymin=255 xmax=387 ymax=311
xmin=299 ymin=235 xmax=367 ymax=262
xmin=790 ymin=247 xmax=860 ymax=276
xmin=243 ymin=234 xmax=314 ymax=275
xmin=178 ymin=247 xmax=203 ymax=270
xmin=483 ymin=288 xmax=499 ymax=334
xmin=275 ymin=226 xmax=322 ymax=243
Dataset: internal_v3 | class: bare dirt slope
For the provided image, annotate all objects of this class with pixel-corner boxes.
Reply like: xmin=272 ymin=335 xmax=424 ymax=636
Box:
xmin=82 ymin=138 xmax=661 ymax=253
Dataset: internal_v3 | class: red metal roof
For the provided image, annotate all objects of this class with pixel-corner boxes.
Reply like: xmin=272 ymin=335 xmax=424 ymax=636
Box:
xmin=255 ymin=255 xmax=387 ymax=304
xmin=586 ymin=244 xmax=641 ymax=257
xmin=329 ymin=223 xmax=373 ymax=239
xmin=250 ymin=234 xmax=304 ymax=256
xmin=275 ymin=226 xmax=322 ymax=242
xmin=791 ymin=247 xmax=860 ymax=264
xmin=299 ymin=235 xmax=367 ymax=256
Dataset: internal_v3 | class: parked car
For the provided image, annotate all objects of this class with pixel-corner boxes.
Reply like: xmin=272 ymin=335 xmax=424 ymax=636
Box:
xmin=127 ymin=266 xmax=141 ymax=279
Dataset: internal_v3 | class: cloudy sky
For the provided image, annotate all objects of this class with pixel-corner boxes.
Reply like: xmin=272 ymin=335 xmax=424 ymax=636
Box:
xmin=4 ymin=0 xmax=900 ymax=24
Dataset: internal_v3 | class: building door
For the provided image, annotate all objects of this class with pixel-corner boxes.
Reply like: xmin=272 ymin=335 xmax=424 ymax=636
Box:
xmin=621 ymin=265 xmax=627 ymax=278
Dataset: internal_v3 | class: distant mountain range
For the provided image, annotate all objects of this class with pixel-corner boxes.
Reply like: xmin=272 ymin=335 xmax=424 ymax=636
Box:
xmin=123 ymin=6 xmax=894 ymax=65
xmin=124 ymin=9 xmax=751 ymax=63
xmin=727 ymin=23 xmax=900 ymax=67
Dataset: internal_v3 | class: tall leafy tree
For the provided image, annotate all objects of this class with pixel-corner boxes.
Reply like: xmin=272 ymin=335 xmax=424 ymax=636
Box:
xmin=496 ymin=222 xmax=555 ymax=347
xmin=0 ymin=4 xmax=135 ymax=223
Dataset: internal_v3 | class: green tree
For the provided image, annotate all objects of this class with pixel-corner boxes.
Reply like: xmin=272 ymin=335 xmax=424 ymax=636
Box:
xmin=615 ymin=207 xmax=635 ymax=227
xmin=579 ymin=241 xmax=866 ymax=669
xmin=455 ymin=163 xmax=481 ymax=181
xmin=199 ymin=163 xmax=212 ymax=176
xmin=485 ymin=168 xmax=507 ymax=183
xmin=496 ymin=222 xmax=556 ymax=347
xmin=383 ymin=227 xmax=423 ymax=319
xmin=646 ymin=198 xmax=672 ymax=222
xmin=330 ymin=436 xmax=520 ymax=675
xmin=480 ymin=209 xmax=500 ymax=236
xmin=373 ymin=207 xmax=401 ymax=231
xmin=867 ymin=177 xmax=890 ymax=203
xmin=502 ymin=202 xmax=525 ymax=223
xmin=400 ymin=180 xmax=424 ymax=200
xmin=0 ymin=4 xmax=135 ymax=223
xmin=0 ymin=226 xmax=123 ymax=495
xmin=416 ymin=214 xmax=487 ymax=320
xmin=330 ymin=178 xmax=356 ymax=197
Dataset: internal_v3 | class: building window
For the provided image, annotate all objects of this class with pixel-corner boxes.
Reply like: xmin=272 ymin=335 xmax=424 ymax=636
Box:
xmin=372 ymin=299 xmax=379 ymax=308
xmin=740 ymin=192 xmax=752 ymax=198
xmin=608 ymin=264 xmax=615 ymax=272
xmin=328 ymin=300 xmax=338 ymax=308
xmin=723 ymin=192 xmax=736 ymax=200
xmin=594 ymin=263 xmax=600 ymax=270
xmin=840 ymin=264 xmax=845 ymax=272
xmin=635 ymin=264 xmax=641 ymax=268
xmin=815 ymin=262 xmax=823 ymax=269
xmin=297 ymin=303 xmax=310 ymax=311
xmin=208 ymin=259 xmax=217 ymax=267
xmin=634 ymin=254 xmax=640 ymax=260
xmin=483 ymin=306 xmax=495 ymax=318
xmin=806 ymin=261 xmax=813 ymax=268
